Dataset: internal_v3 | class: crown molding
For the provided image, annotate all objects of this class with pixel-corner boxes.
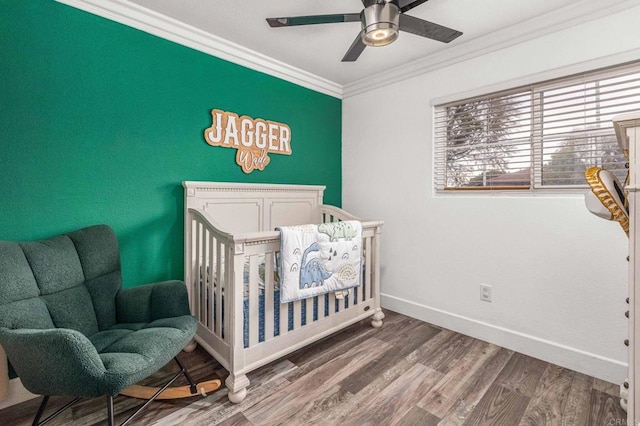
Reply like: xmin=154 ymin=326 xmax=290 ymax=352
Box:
xmin=343 ymin=0 xmax=640 ymax=98
xmin=55 ymin=0 xmax=343 ymax=99
xmin=55 ymin=0 xmax=640 ymax=101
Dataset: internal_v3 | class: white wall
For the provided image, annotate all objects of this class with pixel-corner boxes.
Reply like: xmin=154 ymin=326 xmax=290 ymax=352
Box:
xmin=343 ymin=6 xmax=640 ymax=383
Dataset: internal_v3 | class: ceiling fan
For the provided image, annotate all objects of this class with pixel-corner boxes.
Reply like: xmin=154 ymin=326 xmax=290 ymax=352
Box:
xmin=266 ymin=0 xmax=463 ymax=62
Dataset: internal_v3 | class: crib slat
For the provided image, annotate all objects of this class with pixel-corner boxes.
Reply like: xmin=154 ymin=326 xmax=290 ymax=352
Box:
xmin=364 ymin=235 xmax=372 ymax=302
xmin=318 ymin=293 xmax=325 ymax=320
xmin=215 ymin=240 xmax=223 ymax=338
xmin=249 ymin=256 xmax=260 ymax=347
xmin=195 ymin=222 xmax=203 ymax=323
xmin=226 ymin=245 xmax=236 ymax=343
xmin=264 ymin=253 xmax=274 ymax=341
xmin=192 ymin=221 xmax=199 ymax=321
xmin=306 ymin=297 xmax=314 ymax=326
xmin=232 ymin=250 xmax=244 ymax=349
xmin=293 ymin=300 xmax=302 ymax=330
xmin=206 ymin=230 xmax=214 ymax=330
xmin=189 ymin=219 xmax=198 ymax=317
xmin=328 ymin=292 xmax=337 ymax=315
xmin=279 ymin=301 xmax=288 ymax=337
xmin=185 ymin=219 xmax=199 ymax=318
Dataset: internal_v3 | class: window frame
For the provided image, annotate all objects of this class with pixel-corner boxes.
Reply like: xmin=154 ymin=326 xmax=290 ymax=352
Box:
xmin=433 ymin=60 xmax=640 ymax=194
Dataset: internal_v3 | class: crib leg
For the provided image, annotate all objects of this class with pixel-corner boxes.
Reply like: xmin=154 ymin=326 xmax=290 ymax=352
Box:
xmin=371 ymin=308 xmax=385 ymax=329
xmin=226 ymin=374 xmax=249 ymax=404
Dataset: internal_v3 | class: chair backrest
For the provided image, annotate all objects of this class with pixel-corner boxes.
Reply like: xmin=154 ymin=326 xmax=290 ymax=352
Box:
xmin=0 ymin=225 xmax=122 ymax=336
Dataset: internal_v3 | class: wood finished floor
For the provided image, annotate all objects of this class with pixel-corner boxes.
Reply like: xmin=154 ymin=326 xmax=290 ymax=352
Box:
xmin=0 ymin=310 xmax=626 ymax=425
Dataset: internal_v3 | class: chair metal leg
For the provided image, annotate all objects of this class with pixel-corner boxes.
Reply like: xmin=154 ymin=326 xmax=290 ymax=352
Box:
xmin=174 ymin=356 xmax=197 ymax=394
xmin=120 ymin=369 xmax=183 ymax=426
xmin=116 ymin=356 xmax=200 ymax=425
xmin=32 ymin=396 xmax=82 ymax=426
xmin=30 ymin=359 xmax=198 ymax=426
xmin=32 ymin=396 xmax=49 ymax=426
xmin=107 ymin=395 xmax=114 ymax=426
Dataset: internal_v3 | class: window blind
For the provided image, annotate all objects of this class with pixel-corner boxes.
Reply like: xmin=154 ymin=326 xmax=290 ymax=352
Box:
xmin=434 ymin=61 xmax=640 ymax=191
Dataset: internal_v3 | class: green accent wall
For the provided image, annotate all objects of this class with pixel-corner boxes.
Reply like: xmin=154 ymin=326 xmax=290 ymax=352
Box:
xmin=0 ymin=1 xmax=342 ymax=288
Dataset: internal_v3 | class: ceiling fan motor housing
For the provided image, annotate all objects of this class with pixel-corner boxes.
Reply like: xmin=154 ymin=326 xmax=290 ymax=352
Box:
xmin=361 ymin=2 xmax=400 ymax=47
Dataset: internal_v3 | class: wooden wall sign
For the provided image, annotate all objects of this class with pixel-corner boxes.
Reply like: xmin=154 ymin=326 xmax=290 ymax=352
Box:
xmin=204 ymin=109 xmax=292 ymax=173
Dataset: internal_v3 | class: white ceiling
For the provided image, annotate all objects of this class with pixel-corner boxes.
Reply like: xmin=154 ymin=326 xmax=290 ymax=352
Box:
xmin=62 ymin=0 xmax=639 ymax=96
xmin=125 ymin=0 xmax=588 ymax=86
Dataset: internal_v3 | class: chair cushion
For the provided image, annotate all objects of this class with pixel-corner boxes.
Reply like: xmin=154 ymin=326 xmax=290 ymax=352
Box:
xmin=20 ymin=235 xmax=85 ymax=295
xmin=0 ymin=298 xmax=54 ymax=330
xmin=0 ymin=242 xmax=40 ymax=303
xmin=89 ymin=315 xmax=197 ymax=395
xmin=42 ymin=285 xmax=99 ymax=337
xmin=18 ymin=234 xmax=101 ymax=335
xmin=0 ymin=243 xmax=54 ymax=330
xmin=68 ymin=226 xmax=122 ymax=330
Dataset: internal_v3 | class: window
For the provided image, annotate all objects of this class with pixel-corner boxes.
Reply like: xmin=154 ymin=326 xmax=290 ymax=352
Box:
xmin=434 ymin=61 xmax=640 ymax=191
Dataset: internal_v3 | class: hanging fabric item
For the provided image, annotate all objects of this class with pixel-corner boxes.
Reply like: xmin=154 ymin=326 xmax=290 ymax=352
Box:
xmin=584 ymin=166 xmax=629 ymax=237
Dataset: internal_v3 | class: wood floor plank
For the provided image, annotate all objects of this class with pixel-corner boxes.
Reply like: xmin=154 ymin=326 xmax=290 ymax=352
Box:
xmin=593 ymin=377 xmax=621 ymax=396
xmin=156 ymin=357 xmax=294 ymax=425
xmin=284 ymin=320 xmax=383 ymax=383
xmin=285 ymin=309 xmax=407 ymax=374
xmin=373 ymin=312 xmax=440 ymax=343
xmin=243 ymin=336 xmax=393 ymax=425
xmin=0 ymin=310 xmax=626 ymax=426
xmin=418 ymin=340 xmax=502 ymax=418
xmin=493 ymin=353 xmax=547 ymax=397
xmin=340 ymin=321 xmax=441 ymax=395
xmin=438 ymin=347 xmax=514 ymax=426
xmin=341 ymin=363 xmax=443 ymax=426
xmin=420 ymin=332 xmax=476 ymax=374
xmin=395 ymin=406 xmax=440 ymax=426
xmin=279 ymin=384 xmax=351 ymax=426
xmin=587 ymin=388 xmax=627 ymax=426
xmin=168 ymin=366 xmax=294 ymax=426
xmin=462 ymin=384 xmax=530 ymax=426
xmin=517 ymin=364 xmax=574 ymax=426
xmin=215 ymin=411 xmax=254 ymax=426
xmin=285 ymin=318 xmax=375 ymax=366
xmin=560 ymin=372 xmax=594 ymax=426
xmin=304 ymin=331 xmax=448 ymax=426
xmin=174 ymin=377 xmax=290 ymax=426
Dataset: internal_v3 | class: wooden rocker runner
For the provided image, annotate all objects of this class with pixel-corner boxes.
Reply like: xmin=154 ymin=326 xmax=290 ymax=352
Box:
xmin=121 ymin=378 xmax=221 ymax=400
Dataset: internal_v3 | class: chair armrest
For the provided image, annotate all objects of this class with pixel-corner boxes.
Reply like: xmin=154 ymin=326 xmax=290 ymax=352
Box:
xmin=116 ymin=280 xmax=191 ymax=323
xmin=0 ymin=327 xmax=105 ymax=397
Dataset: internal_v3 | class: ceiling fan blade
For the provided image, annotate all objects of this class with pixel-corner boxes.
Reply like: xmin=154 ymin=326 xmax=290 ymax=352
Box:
xmin=399 ymin=14 xmax=462 ymax=43
xmin=267 ymin=13 xmax=360 ymax=28
xmin=397 ymin=0 xmax=430 ymax=13
xmin=342 ymin=33 xmax=366 ymax=62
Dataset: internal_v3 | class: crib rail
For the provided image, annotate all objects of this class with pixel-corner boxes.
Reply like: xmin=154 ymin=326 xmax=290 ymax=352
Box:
xmin=185 ymin=209 xmax=234 ymax=365
xmin=185 ymin=205 xmax=383 ymax=375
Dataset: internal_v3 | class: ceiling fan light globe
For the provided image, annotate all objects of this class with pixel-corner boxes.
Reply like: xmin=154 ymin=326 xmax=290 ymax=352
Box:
xmin=362 ymin=24 xmax=398 ymax=46
xmin=361 ymin=2 xmax=400 ymax=47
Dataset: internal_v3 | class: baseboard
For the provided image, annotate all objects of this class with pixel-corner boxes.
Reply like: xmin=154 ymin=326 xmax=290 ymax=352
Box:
xmin=0 ymin=378 xmax=38 ymax=410
xmin=381 ymin=293 xmax=628 ymax=384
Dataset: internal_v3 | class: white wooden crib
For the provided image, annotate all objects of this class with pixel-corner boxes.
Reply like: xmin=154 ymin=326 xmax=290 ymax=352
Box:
xmin=183 ymin=182 xmax=384 ymax=403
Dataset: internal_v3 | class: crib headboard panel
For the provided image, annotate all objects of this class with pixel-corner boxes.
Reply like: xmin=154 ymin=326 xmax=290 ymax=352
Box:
xmin=183 ymin=182 xmax=325 ymax=234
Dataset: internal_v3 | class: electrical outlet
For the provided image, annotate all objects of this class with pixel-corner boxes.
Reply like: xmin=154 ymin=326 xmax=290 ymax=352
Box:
xmin=480 ymin=284 xmax=492 ymax=302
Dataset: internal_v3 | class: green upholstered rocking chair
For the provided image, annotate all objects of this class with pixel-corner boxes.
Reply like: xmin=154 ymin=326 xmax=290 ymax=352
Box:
xmin=0 ymin=225 xmax=201 ymax=425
